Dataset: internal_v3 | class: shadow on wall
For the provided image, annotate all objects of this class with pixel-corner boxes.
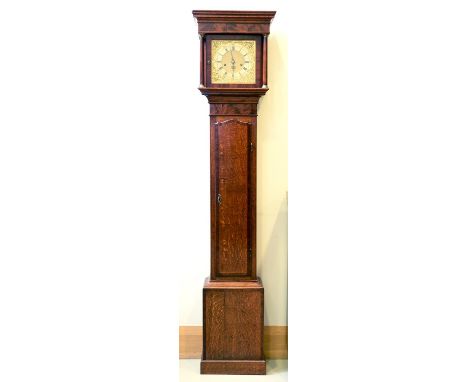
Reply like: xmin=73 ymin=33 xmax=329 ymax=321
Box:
xmin=256 ymin=32 xmax=288 ymax=327
xmin=259 ymin=193 xmax=288 ymax=326
xmin=258 ymin=33 xmax=288 ymax=123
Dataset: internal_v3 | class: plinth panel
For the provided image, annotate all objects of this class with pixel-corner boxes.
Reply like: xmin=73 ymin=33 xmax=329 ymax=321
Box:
xmin=224 ymin=290 xmax=262 ymax=359
xmin=202 ymin=278 xmax=265 ymax=375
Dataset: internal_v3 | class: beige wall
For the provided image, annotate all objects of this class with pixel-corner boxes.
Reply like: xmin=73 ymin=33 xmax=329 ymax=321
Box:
xmin=179 ymin=2 xmax=287 ymax=326
xmin=257 ymin=30 xmax=288 ymax=325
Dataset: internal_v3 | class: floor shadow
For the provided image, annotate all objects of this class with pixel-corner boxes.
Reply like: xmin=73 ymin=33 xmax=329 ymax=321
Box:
xmin=267 ymin=359 xmax=288 ymax=374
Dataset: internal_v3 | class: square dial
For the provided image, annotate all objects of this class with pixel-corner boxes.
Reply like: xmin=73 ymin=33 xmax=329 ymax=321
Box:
xmin=211 ymin=40 xmax=256 ymax=84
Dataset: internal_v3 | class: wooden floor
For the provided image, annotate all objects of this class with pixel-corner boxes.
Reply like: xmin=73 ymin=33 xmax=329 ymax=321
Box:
xmin=180 ymin=359 xmax=288 ymax=381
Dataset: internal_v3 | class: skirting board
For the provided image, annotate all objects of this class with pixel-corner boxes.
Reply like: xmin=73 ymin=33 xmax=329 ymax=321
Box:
xmin=179 ymin=325 xmax=287 ymax=359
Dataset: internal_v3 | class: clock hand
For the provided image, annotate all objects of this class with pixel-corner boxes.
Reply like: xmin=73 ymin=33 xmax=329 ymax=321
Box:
xmin=230 ymin=45 xmax=236 ymax=66
xmin=230 ymin=46 xmax=236 ymax=78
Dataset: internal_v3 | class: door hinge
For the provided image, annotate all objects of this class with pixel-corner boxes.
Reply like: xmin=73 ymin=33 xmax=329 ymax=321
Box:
xmin=250 ymin=142 xmax=255 ymax=152
xmin=217 ymin=193 xmax=222 ymax=205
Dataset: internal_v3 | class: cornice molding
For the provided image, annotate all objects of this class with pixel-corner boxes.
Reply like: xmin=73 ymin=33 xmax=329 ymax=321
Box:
xmin=192 ymin=10 xmax=276 ymax=35
xmin=192 ymin=10 xmax=276 ymax=24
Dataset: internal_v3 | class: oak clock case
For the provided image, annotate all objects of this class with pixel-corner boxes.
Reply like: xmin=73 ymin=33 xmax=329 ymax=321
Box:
xmin=193 ymin=10 xmax=276 ymax=376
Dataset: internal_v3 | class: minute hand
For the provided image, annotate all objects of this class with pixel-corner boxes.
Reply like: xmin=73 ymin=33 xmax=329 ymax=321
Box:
xmin=230 ymin=46 xmax=236 ymax=77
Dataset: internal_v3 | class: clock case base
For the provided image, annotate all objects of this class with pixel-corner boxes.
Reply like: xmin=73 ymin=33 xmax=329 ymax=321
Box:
xmin=201 ymin=277 xmax=265 ymax=375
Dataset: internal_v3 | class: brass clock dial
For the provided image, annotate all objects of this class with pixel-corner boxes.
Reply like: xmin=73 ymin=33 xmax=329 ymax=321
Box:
xmin=211 ymin=40 xmax=256 ymax=84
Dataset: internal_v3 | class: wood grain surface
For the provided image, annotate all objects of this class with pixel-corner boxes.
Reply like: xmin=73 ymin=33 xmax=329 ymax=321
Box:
xmin=203 ymin=284 xmax=263 ymax=361
xmin=223 ymin=290 xmax=262 ymax=359
xmin=200 ymin=360 xmax=266 ymax=375
xmin=192 ymin=10 xmax=276 ymax=36
xmin=216 ymin=119 xmax=250 ymax=277
xmin=209 ymin=111 xmax=258 ymax=281
xmin=204 ymin=290 xmax=224 ymax=359
xmin=179 ymin=325 xmax=287 ymax=359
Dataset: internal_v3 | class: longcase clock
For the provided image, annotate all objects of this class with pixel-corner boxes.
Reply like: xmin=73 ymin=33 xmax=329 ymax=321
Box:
xmin=192 ymin=10 xmax=276 ymax=375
